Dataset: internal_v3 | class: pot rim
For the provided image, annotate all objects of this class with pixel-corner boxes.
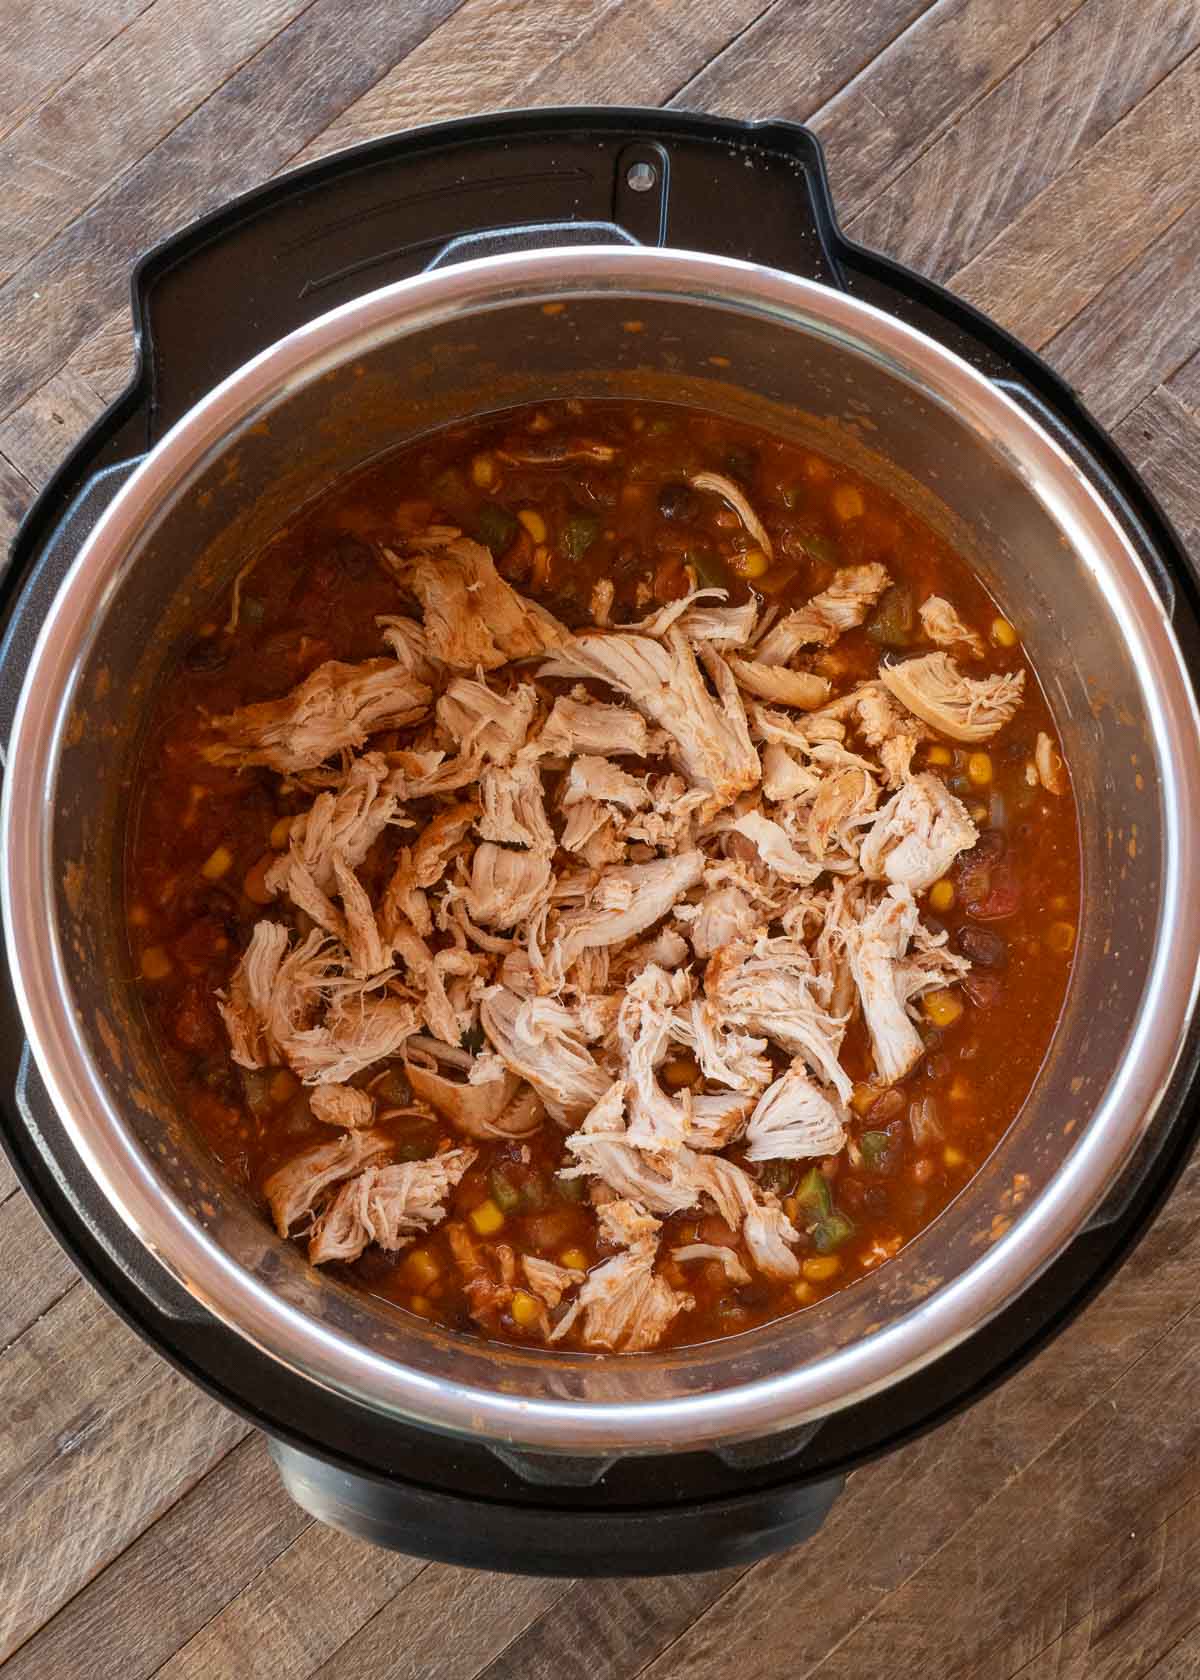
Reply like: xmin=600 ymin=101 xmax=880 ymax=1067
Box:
xmin=5 ymin=244 xmax=1199 ymax=1453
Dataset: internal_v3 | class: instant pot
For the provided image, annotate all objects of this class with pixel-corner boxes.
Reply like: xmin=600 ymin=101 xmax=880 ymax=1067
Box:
xmin=3 ymin=110 xmax=1199 ymax=1575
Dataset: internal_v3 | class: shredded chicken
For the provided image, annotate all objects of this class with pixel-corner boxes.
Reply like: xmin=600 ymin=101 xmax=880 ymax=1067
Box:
xmin=755 ymin=564 xmax=890 ymax=665
xmin=860 ymin=774 xmax=978 ymax=895
xmin=209 ymin=476 xmax=1042 ymax=1350
xmin=880 ymin=652 xmax=1025 ymax=742
xmin=206 ymin=659 xmax=431 ymax=772
xmin=919 ymin=595 xmax=986 ymax=658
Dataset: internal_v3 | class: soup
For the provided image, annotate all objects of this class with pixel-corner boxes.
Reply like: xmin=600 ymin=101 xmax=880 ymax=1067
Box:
xmin=126 ymin=399 xmax=1079 ymax=1353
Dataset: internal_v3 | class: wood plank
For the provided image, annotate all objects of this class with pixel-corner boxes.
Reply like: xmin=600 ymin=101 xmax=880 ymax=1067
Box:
xmin=847 ymin=0 xmax=1200 ymax=283
xmin=287 ymin=0 xmax=775 ymax=170
xmin=471 ymin=1570 xmax=743 ymax=1680
xmin=0 ymin=0 xmax=315 ymax=286
xmin=1042 ymin=196 xmax=1200 ymax=427
xmin=0 ymin=0 xmax=461 ymax=422
xmin=673 ymin=0 xmax=931 ymax=118
xmin=152 ymin=1523 xmax=426 ymax=1680
xmin=951 ymin=47 xmax=1200 ymax=347
xmin=1110 ymin=385 xmax=1200 ymax=558
xmin=0 ymin=1284 xmax=248 ymax=1661
xmin=963 ymin=1489 xmax=1200 ymax=1680
xmin=313 ymin=1567 xmax=570 ymax=1680
xmin=0 ymin=1190 xmax=80 ymax=1353
xmin=1 ymin=1438 xmax=307 ymax=1680
xmin=0 ymin=367 xmax=106 ymax=486
xmin=0 ymin=448 xmax=34 ymax=554
xmin=634 ymin=1154 xmax=1200 ymax=1680
xmin=61 ymin=311 xmax=138 ymax=405
xmin=0 ymin=0 xmax=155 ymax=143
xmin=806 ymin=0 xmax=1093 ymax=221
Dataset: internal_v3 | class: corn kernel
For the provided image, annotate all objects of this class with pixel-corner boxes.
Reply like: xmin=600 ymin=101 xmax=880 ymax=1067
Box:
xmin=804 ymin=454 xmax=832 ymax=483
xmin=943 ymin=1145 xmax=967 ymax=1169
xmin=269 ymin=1068 xmax=298 ymax=1105
xmin=270 ymin=816 xmax=294 ymax=850
xmin=662 ymin=1054 xmax=698 ymax=1090
xmin=792 ymin=1280 xmax=816 ymax=1304
xmin=403 ymin=1247 xmax=441 ymax=1289
xmin=948 ymin=1076 xmax=971 ymax=1104
xmin=967 ymin=752 xmax=993 ymax=787
xmin=471 ymin=451 xmax=498 ymax=489
xmin=731 ymin=546 xmax=770 ymax=579
xmin=128 ymin=903 xmax=150 ymax=928
xmin=140 ymin=945 xmax=171 ymax=981
xmin=929 ymin=879 xmax=955 ymax=913
xmin=468 ymin=1198 xmax=505 ymax=1237
xmin=540 ymin=303 xmax=566 ymax=318
xmin=802 ymin=1255 xmax=842 ymax=1283
xmin=560 ymin=1247 xmax=589 ymax=1272
xmin=923 ymin=988 xmax=964 ymax=1029
xmin=528 ymin=409 xmax=554 ymax=428
xmin=1046 ymin=921 xmax=1076 ymax=954
xmin=511 ymin=1290 xmax=543 ymax=1329
xmin=850 ymin=1083 xmax=878 ymax=1117
xmin=517 ymin=508 xmax=547 ymax=543
xmin=928 ymin=744 xmax=953 ymax=766
xmin=971 ymin=803 xmax=989 ymax=824
xmin=409 ymin=1294 xmax=433 ymax=1317
xmin=991 ymin=616 xmax=1018 ymax=648
xmin=243 ymin=852 xmax=276 ymax=906
xmin=201 ymin=844 xmax=233 ymax=880
xmin=831 ymin=483 xmax=864 ymax=521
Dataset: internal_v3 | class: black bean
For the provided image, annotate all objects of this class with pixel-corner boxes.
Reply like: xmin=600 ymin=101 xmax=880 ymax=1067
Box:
xmin=656 ymin=481 xmax=700 ymax=521
xmin=183 ymin=636 xmax=229 ymax=671
xmin=334 ymin=537 xmax=373 ymax=578
xmin=955 ymin=924 xmax=1009 ymax=968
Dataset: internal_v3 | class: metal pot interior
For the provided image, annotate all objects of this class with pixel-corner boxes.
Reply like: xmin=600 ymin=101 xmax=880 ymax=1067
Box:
xmin=30 ymin=256 xmax=1196 ymax=1449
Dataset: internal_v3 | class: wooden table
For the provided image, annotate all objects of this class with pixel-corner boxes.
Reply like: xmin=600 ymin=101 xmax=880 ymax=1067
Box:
xmin=3 ymin=2 xmax=1200 ymax=1675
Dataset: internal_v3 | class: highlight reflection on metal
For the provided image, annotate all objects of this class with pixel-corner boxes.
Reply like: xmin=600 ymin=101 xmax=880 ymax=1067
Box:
xmin=4 ymin=245 xmax=1199 ymax=1453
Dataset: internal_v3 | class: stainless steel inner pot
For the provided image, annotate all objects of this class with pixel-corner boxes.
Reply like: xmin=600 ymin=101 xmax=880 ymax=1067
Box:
xmin=5 ymin=246 xmax=1200 ymax=1455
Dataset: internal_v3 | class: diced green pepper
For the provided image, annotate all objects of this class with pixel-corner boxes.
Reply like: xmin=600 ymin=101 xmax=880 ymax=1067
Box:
xmin=645 ymin=416 xmax=676 ymax=438
xmin=794 ymin=1167 xmax=833 ymax=1220
xmin=866 ymin=584 xmax=914 ymax=647
xmin=724 ymin=447 xmax=756 ymax=482
xmin=430 ymin=467 xmax=472 ymax=519
xmin=812 ymin=1210 xmax=856 ymax=1252
xmin=758 ymin=1160 xmax=796 ymax=1197
xmin=474 ymin=501 xmax=519 ymax=555
xmin=489 ymin=1168 xmax=522 ymax=1212
xmin=241 ymin=595 xmax=265 ymax=625
xmin=684 ymin=546 xmax=725 ymax=588
xmin=394 ymin=1129 xmax=438 ymax=1162
xmin=563 ymin=513 xmax=601 ymax=561
xmin=860 ymin=1130 xmax=894 ymax=1170
xmin=555 ymin=1172 xmax=588 ymax=1202
xmin=796 ymin=532 xmax=836 ymax=564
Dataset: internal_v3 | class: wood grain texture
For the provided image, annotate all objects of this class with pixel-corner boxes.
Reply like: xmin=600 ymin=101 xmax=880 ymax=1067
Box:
xmin=6 ymin=0 xmax=1200 ymax=1674
xmin=0 ymin=0 xmax=315 ymax=285
xmin=953 ymin=45 xmax=1200 ymax=346
xmin=848 ymin=0 xmax=1200 ymax=283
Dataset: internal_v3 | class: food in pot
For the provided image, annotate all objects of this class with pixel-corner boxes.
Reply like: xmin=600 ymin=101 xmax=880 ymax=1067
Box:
xmin=127 ymin=400 xmax=1079 ymax=1352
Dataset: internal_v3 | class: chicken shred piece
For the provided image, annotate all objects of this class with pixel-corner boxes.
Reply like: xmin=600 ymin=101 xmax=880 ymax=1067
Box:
xmin=551 ymin=1237 xmax=693 ymax=1351
xmin=685 ymin=1154 xmax=801 ymax=1279
xmin=264 ymin=1128 xmax=393 ymax=1238
xmin=218 ymin=924 xmax=337 ymax=1069
xmin=308 ymin=1148 xmax=476 ymax=1265
xmin=844 ymin=885 xmax=967 ymax=1084
xmin=401 ymin=537 xmax=569 ymax=669
xmin=672 ymin=1244 xmax=751 ymax=1284
xmin=552 ymin=851 xmax=705 ymax=972
xmin=205 ymin=659 xmax=431 ymax=772
xmin=562 ymin=756 xmax=650 ymax=812
xmin=673 ymin=999 xmax=772 ymax=1095
xmin=377 ymin=615 xmax=442 ymax=684
xmin=689 ymin=1091 xmax=756 ymax=1151
xmin=597 ymin=1198 xmax=662 ymax=1248
xmin=728 ymin=656 xmax=832 ymax=711
xmin=539 ymin=629 xmax=759 ymax=815
xmin=729 ymin=810 xmax=824 ymax=886
xmin=618 ymin=965 xmax=692 ymax=1153
xmin=706 ymin=937 xmax=852 ymax=1101
xmin=688 ymin=472 xmax=774 ymax=560
xmin=880 ymin=652 xmax=1025 ymax=742
xmin=463 ymin=844 xmax=555 ymax=930
xmin=436 ymin=678 xmax=538 ymax=766
xmin=522 ymin=1253 xmax=586 ymax=1309
xmin=535 ymin=695 xmax=655 ymax=759
xmin=1035 ymin=731 xmax=1069 ymax=794
xmin=380 ymin=800 xmax=477 ymax=941
xmin=744 ymin=1064 xmax=847 ymax=1161
xmin=559 ymin=1083 xmax=700 ymax=1213
xmin=266 ymin=753 xmax=401 ymax=898
xmin=679 ymin=883 xmax=763 ymax=959
xmin=480 ymin=987 xmax=611 ymax=1125
xmin=919 ymin=596 xmax=986 ymax=658
xmin=754 ymin=564 xmax=890 ymax=665
xmin=309 ymin=1085 xmax=375 ymax=1130
xmin=860 ymin=773 xmax=978 ymax=895
xmin=282 ymin=994 xmax=421 ymax=1086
